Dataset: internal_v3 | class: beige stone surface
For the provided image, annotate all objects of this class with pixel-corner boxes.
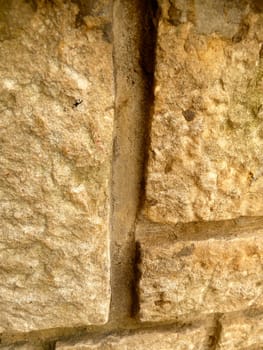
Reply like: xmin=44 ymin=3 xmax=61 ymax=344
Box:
xmin=56 ymin=325 xmax=211 ymax=350
xmin=218 ymin=311 xmax=263 ymax=349
xmin=138 ymin=228 xmax=263 ymax=322
xmin=0 ymin=344 xmax=43 ymax=350
xmin=144 ymin=0 xmax=263 ymax=223
xmin=0 ymin=0 xmax=113 ymax=331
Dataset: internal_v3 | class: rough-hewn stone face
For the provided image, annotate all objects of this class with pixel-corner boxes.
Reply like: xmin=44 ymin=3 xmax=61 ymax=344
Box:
xmin=138 ymin=228 xmax=263 ymax=322
xmin=56 ymin=325 xmax=211 ymax=350
xmin=0 ymin=344 xmax=43 ymax=350
xmin=218 ymin=311 xmax=263 ymax=349
xmin=144 ymin=0 xmax=263 ymax=224
xmin=2 ymin=0 xmax=263 ymax=348
xmin=0 ymin=0 xmax=113 ymax=332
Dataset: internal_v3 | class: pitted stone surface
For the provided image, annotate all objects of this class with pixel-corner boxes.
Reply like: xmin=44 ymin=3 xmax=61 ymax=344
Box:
xmin=144 ymin=0 xmax=263 ymax=223
xmin=138 ymin=228 xmax=263 ymax=322
xmin=218 ymin=311 xmax=263 ymax=349
xmin=56 ymin=325 xmax=211 ymax=350
xmin=0 ymin=345 xmax=43 ymax=350
xmin=0 ymin=0 xmax=113 ymax=331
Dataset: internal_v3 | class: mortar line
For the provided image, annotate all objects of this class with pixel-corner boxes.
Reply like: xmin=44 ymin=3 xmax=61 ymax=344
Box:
xmin=5 ymin=306 xmax=263 ymax=347
xmin=209 ymin=314 xmax=223 ymax=350
xmin=109 ymin=0 xmax=159 ymax=325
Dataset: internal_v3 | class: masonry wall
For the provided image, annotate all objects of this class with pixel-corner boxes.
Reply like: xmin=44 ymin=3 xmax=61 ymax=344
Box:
xmin=1 ymin=0 xmax=263 ymax=349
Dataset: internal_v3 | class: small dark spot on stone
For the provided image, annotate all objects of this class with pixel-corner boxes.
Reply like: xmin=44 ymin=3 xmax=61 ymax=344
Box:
xmin=168 ymin=4 xmax=181 ymax=26
xmin=147 ymin=198 xmax=158 ymax=206
xmin=24 ymin=0 xmax=38 ymax=11
xmin=113 ymin=136 xmax=120 ymax=158
xmin=103 ymin=22 xmax=112 ymax=43
xmin=164 ymin=162 xmax=173 ymax=173
xmin=154 ymin=292 xmax=171 ymax=308
xmin=232 ymin=33 xmax=242 ymax=44
xmin=182 ymin=109 xmax=195 ymax=122
xmin=248 ymin=171 xmax=254 ymax=184
xmin=154 ymin=299 xmax=171 ymax=307
xmin=177 ymin=244 xmax=195 ymax=257
xmin=72 ymin=99 xmax=83 ymax=108
xmin=208 ymin=335 xmax=217 ymax=347
xmin=259 ymin=45 xmax=263 ymax=59
xmin=232 ymin=23 xmax=249 ymax=43
xmin=227 ymin=118 xmax=234 ymax=129
xmin=170 ymin=233 xmax=178 ymax=240
xmin=200 ymin=261 xmax=207 ymax=268
xmin=72 ymin=0 xmax=96 ymax=26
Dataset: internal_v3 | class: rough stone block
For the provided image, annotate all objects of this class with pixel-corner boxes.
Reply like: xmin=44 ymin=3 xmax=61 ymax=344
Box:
xmin=138 ymin=227 xmax=263 ymax=321
xmin=0 ymin=345 xmax=43 ymax=350
xmin=0 ymin=0 xmax=113 ymax=331
xmin=144 ymin=0 xmax=263 ymax=223
xmin=218 ymin=311 xmax=263 ymax=349
xmin=56 ymin=325 xmax=211 ymax=350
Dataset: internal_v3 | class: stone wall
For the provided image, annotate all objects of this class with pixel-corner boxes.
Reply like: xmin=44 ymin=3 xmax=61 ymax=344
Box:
xmin=1 ymin=0 xmax=263 ymax=349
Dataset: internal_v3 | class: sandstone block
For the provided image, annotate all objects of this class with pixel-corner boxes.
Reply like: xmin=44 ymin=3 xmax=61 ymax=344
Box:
xmin=144 ymin=0 xmax=263 ymax=223
xmin=138 ymin=228 xmax=263 ymax=321
xmin=218 ymin=311 xmax=263 ymax=349
xmin=0 ymin=344 xmax=43 ymax=350
xmin=0 ymin=0 xmax=113 ymax=331
xmin=56 ymin=325 xmax=211 ymax=350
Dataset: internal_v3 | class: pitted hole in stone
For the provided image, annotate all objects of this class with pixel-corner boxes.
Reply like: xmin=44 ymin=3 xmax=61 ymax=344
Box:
xmin=182 ymin=109 xmax=196 ymax=122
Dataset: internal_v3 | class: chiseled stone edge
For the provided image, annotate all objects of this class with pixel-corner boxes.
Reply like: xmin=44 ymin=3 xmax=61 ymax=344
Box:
xmin=56 ymin=321 xmax=213 ymax=349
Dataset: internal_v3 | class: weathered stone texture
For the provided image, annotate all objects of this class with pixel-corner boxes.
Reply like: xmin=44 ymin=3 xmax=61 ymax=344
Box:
xmin=144 ymin=0 xmax=263 ymax=223
xmin=138 ymin=229 xmax=263 ymax=322
xmin=218 ymin=311 xmax=263 ymax=349
xmin=0 ymin=0 xmax=113 ymax=331
xmin=56 ymin=325 xmax=211 ymax=350
xmin=0 ymin=344 xmax=43 ymax=350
